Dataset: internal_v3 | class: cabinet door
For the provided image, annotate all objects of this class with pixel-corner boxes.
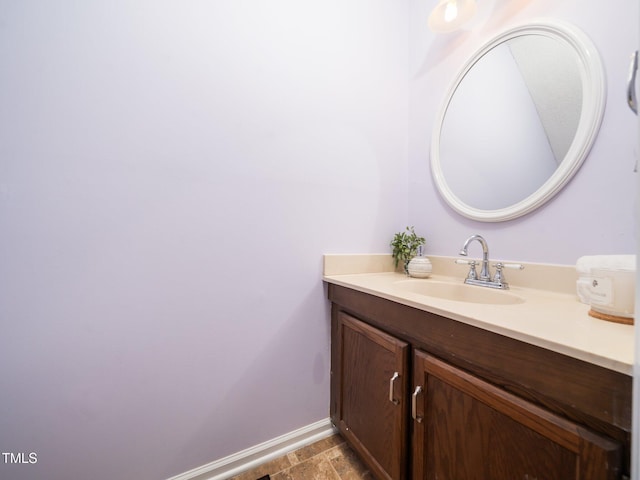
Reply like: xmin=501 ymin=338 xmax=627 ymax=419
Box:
xmin=333 ymin=312 xmax=409 ymax=480
xmin=412 ymin=351 xmax=621 ymax=480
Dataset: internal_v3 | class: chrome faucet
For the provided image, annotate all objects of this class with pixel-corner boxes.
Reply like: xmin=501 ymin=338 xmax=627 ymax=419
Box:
xmin=457 ymin=234 xmax=523 ymax=290
xmin=459 ymin=234 xmax=491 ymax=281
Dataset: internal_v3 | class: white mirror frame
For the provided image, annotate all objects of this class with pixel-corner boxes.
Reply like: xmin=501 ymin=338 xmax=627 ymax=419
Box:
xmin=430 ymin=19 xmax=606 ymax=222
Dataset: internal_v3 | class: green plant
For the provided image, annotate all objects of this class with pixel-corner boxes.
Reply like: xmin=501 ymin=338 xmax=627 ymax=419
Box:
xmin=391 ymin=226 xmax=426 ymax=272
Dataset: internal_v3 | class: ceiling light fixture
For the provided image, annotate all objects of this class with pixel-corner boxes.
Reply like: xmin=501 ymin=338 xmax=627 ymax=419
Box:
xmin=428 ymin=0 xmax=477 ymax=33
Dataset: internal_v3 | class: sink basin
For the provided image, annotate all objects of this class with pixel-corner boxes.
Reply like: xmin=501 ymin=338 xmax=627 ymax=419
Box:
xmin=393 ymin=279 xmax=525 ymax=305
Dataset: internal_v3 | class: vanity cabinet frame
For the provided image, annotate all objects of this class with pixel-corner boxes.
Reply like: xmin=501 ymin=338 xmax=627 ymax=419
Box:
xmin=328 ymin=283 xmax=631 ymax=479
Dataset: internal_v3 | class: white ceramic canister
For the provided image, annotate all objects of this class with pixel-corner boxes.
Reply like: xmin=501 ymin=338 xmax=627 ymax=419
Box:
xmin=407 ymin=246 xmax=432 ymax=278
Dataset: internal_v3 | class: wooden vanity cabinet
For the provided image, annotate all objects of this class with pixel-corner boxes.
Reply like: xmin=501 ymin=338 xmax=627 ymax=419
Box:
xmin=332 ymin=311 xmax=410 ymax=480
xmin=328 ymin=283 xmax=631 ymax=480
xmin=412 ymin=350 xmax=621 ymax=480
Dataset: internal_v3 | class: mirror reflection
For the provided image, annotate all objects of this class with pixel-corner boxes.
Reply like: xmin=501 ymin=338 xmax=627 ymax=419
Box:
xmin=440 ymin=35 xmax=582 ymax=210
xmin=431 ymin=20 xmax=606 ymax=221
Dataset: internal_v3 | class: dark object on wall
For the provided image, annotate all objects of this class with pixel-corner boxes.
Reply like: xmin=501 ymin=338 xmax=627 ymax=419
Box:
xmin=627 ymin=50 xmax=638 ymax=115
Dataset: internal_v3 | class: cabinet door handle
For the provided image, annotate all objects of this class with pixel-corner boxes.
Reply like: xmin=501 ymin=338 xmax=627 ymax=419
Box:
xmin=389 ymin=372 xmax=400 ymax=405
xmin=412 ymin=385 xmax=423 ymax=422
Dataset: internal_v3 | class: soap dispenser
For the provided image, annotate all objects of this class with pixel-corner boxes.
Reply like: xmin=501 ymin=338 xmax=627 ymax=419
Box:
xmin=407 ymin=246 xmax=432 ymax=278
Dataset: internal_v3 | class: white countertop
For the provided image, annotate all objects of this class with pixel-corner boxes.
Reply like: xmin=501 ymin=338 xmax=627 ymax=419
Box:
xmin=323 ymin=255 xmax=634 ymax=376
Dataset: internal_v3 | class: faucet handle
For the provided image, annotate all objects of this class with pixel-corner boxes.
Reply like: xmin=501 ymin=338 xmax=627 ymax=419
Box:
xmin=492 ymin=263 xmax=505 ymax=284
xmin=455 ymin=259 xmax=475 ymax=265
xmin=493 ymin=262 xmax=524 ymax=270
xmin=455 ymin=259 xmax=477 ymax=280
xmin=492 ymin=262 xmax=524 ymax=285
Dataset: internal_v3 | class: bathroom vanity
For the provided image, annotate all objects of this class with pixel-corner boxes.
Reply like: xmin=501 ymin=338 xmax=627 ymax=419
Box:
xmin=324 ymin=255 xmax=632 ymax=480
xmin=329 ymin=15 xmax=629 ymax=479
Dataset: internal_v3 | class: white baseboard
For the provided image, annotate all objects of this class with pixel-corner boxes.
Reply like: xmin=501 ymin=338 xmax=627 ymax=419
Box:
xmin=167 ymin=418 xmax=337 ymax=480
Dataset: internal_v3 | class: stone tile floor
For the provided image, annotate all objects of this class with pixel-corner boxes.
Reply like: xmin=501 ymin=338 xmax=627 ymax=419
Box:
xmin=228 ymin=433 xmax=373 ymax=480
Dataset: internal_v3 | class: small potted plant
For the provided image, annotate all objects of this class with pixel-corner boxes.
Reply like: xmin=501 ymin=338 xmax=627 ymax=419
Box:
xmin=391 ymin=226 xmax=426 ymax=275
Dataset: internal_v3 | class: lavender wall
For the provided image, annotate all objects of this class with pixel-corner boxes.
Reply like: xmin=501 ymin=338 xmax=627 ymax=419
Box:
xmin=1 ymin=1 xmax=636 ymax=479
xmin=409 ymin=0 xmax=639 ymax=264
xmin=0 ymin=2 xmax=408 ymax=479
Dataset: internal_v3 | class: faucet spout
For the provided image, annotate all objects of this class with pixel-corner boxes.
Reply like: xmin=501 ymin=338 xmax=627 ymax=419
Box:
xmin=459 ymin=234 xmax=490 ymax=281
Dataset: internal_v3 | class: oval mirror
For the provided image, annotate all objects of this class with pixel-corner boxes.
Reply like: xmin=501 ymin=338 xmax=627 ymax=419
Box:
xmin=430 ymin=19 xmax=606 ymax=222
